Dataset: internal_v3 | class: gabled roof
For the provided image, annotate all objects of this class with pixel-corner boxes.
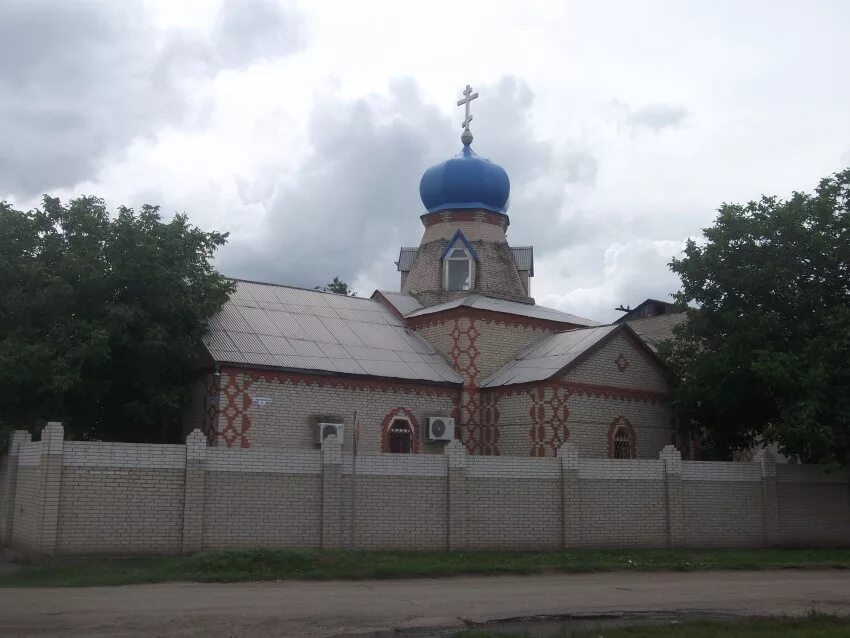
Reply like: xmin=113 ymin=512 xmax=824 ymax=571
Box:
xmin=614 ymin=298 xmax=685 ymax=323
xmin=203 ymin=280 xmax=462 ymax=384
xmin=405 ymin=293 xmax=599 ymax=327
xmin=511 ymin=246 xmax=534 ymax=275
xmin=439 ymin=229 xmax=479 ymax=261
xmin=624 ymin=312 xmax=688 ymax=351
xmin=480 ymin=323 xmax=661 ymax=388
xmin=396 ymin=247 xmax=418 ymax=272
xmin=371 ymin=290 xmax=424 ymax=317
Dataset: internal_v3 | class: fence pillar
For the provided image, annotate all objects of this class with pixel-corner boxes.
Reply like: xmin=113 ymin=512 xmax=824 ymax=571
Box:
xmin=558 ymin=443 xmax=582 ymax=548
xmin=35 ymin=423 xmax=64 ymax=555
xmin=661 ymin=445 xmax=684 ymax=549
xmin=445 ymin=440 xmax=467 ymax=551
xmin=182 ymin=429 xmax=207 ymax=553
xmin=755 ymin=449 xmax=779 ymax=547
xmin=1 ymin=431 xmax=31 ymax=547
xmin=321 ymin=435 xmax=343 ymax=550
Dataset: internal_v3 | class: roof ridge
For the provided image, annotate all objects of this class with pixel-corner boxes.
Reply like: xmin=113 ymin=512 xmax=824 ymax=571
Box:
xmin=228 ymin=277 xmax=374 ymax=302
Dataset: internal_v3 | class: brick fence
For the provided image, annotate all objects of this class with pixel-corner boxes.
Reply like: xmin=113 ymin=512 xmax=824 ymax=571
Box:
xmin=2 ymin=423 xmax=848 ymax=556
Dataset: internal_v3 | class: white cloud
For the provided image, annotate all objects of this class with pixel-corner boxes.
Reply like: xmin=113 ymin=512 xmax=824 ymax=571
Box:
xmin=536 ymin=239 xmax=685 ymax=323
xmin=3 ymin=0 xmax=850 ymax=324
xmin=0 ymin=0 xmax=302 ymax=197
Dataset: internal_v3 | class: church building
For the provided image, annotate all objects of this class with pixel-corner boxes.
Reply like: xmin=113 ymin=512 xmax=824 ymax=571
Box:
xmin=185 ymin=87 xmax=675 ymax=459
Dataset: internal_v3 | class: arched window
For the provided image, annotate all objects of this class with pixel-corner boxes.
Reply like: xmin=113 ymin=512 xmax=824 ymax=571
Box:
xmin=608 ymin=416 xmax=636 ymax=459
xmin=388 ymin=419 xmax=413 ymax=454
xmin=380 ymin=407 xmax=420 ymax=454
xmin=444 ymin=246 xmax=474 ymax=291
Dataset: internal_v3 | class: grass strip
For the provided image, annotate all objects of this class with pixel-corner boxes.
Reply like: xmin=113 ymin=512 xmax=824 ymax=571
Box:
xmin=455 ymin=613 xmax=850 ymax=637
xmin=2 ymin=547 xmax=849 ymax=588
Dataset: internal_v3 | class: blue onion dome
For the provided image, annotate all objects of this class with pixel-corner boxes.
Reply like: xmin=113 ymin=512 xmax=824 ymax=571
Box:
xmin=419 ymin=140 xmax=511 ymax=215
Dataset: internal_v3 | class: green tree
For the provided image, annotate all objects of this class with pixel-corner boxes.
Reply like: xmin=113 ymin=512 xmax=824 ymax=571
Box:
xmin=0 ymin=196 xmax=234 ymax=445
xmin=665 ymin=168 xmax=850 ymax=467
xmin=319 ymin=276 xmax=356 ymax=296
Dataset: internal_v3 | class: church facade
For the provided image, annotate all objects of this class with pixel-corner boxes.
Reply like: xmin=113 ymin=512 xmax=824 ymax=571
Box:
xmin=184 ymin=94 xmax=675 ymax=459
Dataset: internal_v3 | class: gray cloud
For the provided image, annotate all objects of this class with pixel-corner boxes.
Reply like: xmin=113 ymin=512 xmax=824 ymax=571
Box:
xmin=627 ymin=103 xmax=688 ymax=132
xmin=216 ymin=77 xmax=688 ymax=321
xmin=0 ymin=0 xmax=302 ymax=197
xmin=470 ymin=77 xmax=599 ymax=251
xmin=218 ymin=77 xmax=602 ymax=292
xmin=219 ymin=78 xmax=446 ymax=287
xmin=536 ymin=238 xmax=684 ymax=323
xmin=213 ymin=0 xmax=303 ymax=67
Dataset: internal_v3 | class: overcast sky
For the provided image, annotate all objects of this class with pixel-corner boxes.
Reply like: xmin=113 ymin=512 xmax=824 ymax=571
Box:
xmin=2 ymin=0 xmax=849 ymax=322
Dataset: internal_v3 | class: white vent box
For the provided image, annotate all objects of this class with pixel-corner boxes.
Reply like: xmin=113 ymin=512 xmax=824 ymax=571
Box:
xmin=426 ymin=416 xmax=455 ymax=442
xmin=316 ymin=423 xmax=344 ymax=445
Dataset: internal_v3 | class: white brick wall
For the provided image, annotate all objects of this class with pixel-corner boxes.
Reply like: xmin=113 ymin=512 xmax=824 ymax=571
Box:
xmin=6 ymin=426 xmax=849 ymax=555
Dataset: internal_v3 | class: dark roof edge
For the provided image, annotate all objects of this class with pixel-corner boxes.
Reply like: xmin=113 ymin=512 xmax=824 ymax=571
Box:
xmin=214 ymin=360 xmax=462 ymax=388
xmin=406 ymin=302 xmax=591 ymax=329
xmin=613 ymin=298 xmax=688 ymax=323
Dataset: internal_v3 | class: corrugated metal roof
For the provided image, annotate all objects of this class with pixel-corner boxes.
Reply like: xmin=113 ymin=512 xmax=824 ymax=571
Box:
xmin=204 ymin=280 xmax=462 ymax=384
xmin=511 ymin=246 xmax=534 ymax=275
xmin=481 ymin=325 xmax=619 ymax=387
xmin=405 ymin=294 xmax=599 ymax=327
xmin=396 ymin=247 xmax=418 ymax=272
xmin=374 ymin=290 xmax=424 ymax=317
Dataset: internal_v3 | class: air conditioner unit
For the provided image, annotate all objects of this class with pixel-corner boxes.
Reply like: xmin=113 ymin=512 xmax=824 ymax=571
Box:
xmin=426 ymin=416 xmax=455 ymax=442
xmin=316 ymin=423 xmax=344 ymax=445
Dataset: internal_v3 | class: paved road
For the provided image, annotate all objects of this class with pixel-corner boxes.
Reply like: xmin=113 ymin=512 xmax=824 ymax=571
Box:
xmin=1 ymin=570 xmax=849 ymax=637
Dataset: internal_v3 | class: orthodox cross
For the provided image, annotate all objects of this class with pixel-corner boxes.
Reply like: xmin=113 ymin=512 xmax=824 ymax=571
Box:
xmin=457 ymin=84 xmax=479 ymax=130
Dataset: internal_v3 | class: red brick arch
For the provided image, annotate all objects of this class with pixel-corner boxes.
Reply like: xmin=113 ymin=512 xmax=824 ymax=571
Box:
xmin=608 ymin=416 xmax=636 ymax=459
xmin=380 ymin=407 xmax=421 ymax=453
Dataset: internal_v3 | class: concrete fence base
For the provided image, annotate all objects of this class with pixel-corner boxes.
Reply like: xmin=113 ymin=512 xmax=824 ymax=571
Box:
xmin=1 ymin=425 xmax=848 ymax=556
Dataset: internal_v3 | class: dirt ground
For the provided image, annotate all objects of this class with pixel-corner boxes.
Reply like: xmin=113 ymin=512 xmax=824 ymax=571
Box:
xmin=1 ymin=569 xmax=849 ymax=637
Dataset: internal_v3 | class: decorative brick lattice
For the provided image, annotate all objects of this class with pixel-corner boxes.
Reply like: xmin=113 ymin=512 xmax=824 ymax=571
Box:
xmin=615 ymin=353 xmax=629 ymax=372
xmin=448 ymin=318 xmax=499 ymax=455
xmin=528 ymin=384 xmax=570 ymax=457
xmin=380 ymin=407 xmax=421 ymax=453
xmin=202 ymin=375 xmax=220 ymax=444
xmin=220 ymin=371 xmax=253 ymax=448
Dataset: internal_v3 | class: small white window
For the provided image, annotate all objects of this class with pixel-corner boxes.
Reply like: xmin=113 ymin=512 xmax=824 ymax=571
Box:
xmin=444 ymin=246 xmax=473 ymax=291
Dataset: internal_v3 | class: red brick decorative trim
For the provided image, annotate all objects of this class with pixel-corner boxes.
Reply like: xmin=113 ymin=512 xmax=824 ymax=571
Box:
xmin=490 ymin=380 xmax=669 ymax=404
xmin=380 ymin=407 xmax=421 ymax=453
xmin=407 ymin=306 xmax=576 ymax=333
xmin=608 ymin=416 xmax=637 ymax=459
xmin=420 ymin=209 xmax=510 ymax=230
xmin=449 ymin=318 xmax=484 ymax=454
xmin=219 ymin=370 xmax=253 ymax=448
xmin=528 ymin=385 xmax=570 ymax=457
xmin=202 ymin=374 xmax=220 ymax=444
xmin=223 ymin=366 xmax=460 ymax=398
xmin=615 ymin=353 xmax=629 ymax=372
